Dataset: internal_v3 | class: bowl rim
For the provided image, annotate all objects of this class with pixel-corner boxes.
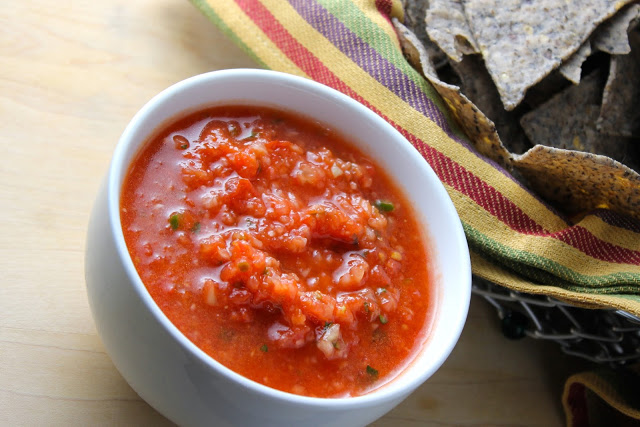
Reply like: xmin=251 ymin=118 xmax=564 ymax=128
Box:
xmin=107 ymin=68 xmax=471 ymax=407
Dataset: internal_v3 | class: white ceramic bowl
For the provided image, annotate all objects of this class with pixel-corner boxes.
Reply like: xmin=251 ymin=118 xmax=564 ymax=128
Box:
xmin=85 ymin=69 xmax=471 ymax=427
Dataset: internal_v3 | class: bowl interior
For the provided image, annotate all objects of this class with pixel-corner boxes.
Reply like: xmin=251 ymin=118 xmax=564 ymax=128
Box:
xmin=109 ymin=69 xmax=471 ymax=404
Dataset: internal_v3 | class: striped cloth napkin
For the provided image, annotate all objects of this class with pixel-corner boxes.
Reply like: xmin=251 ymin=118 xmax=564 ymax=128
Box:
xmin=190 ymin=0 xmax=640 ymax=420
xmin=563 ymin=364 xmax=640 ymax=426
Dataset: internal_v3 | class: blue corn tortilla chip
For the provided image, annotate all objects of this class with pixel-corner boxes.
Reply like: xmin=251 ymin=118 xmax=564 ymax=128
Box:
xmin=462 ymin=0 xmax=636 ymax=110
xmin=597 ymin=30 xmax=640 ymax=138
xmin=519 ymin=70 xmax=637 ymax=168
xmin=592 ymin=3 xmax=640 ymax=55
xmin=425 ymin=0 xmax=479 ymax=62
xmin=513 ymin=146 xmax=640 ymax=220
xmin=394 ymin=18 xmax=513 ymax=168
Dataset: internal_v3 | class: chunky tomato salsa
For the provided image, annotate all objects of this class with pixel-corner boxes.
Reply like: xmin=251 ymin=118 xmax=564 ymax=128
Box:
xmin=121 ymin=105 xmax=434 ymax=397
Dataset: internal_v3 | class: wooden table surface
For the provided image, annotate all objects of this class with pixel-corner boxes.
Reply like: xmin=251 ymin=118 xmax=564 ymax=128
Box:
xmin=0 ymin=1 xmax=593 ymax=425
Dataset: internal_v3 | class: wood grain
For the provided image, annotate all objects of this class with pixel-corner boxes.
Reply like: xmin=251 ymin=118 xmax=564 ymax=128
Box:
xmin=0 ymin=1 xmax=590 ymax=425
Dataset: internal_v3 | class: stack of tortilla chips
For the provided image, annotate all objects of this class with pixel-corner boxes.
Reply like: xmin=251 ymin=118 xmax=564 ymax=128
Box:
xmin=399 ymin=0 xmax=640 ymax=220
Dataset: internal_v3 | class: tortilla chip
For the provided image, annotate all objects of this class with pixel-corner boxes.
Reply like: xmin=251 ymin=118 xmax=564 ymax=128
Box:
xmin=513 ymin=146 xmax=640 ymax=220
xmin=559 ymin=41 xmax=592 ymax=85
xmin=425 ymin=0 xmax=479 ymax=62
xmin=394 ymin=17 xmax=438 ymax=77
xmin=462 ymin=0 xmax=635 ymax=110
xmin=520 ymin=71 xmax=601 ymax=136
xmin=592 ymin=3 xmax=640 ymax=55
xmin=401 ymin=0 xmax=450 ymax=68
xmin=520 ymin=71 xmax=602 ymax=147
xmin=451 ymin=55 xmax=531 ymax=154
xmin=403 ymin=0 xmax=639 ymax=220
xmin=393 ymin=18 xmax=513 ymax=168
xmin=597 ymin=30 xmax=640 ymax=138
xmin=519 ymin=69 xmax=637 ymax=167
xmin=526 ymin=102 xmax=636 ymax=165
xmin=424 ymin=81 xmax=514 ymax=168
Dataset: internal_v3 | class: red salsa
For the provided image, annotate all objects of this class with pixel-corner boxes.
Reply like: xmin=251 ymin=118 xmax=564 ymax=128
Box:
xmin=121 ymin=106 xmax=434 ymax=397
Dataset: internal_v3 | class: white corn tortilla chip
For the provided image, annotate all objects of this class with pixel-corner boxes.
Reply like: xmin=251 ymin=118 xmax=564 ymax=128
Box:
xmin=425 ymin=0 xmax=479 ymax=62
xmin=462 ymin=0 xmax=635 ymax=110
xmin=592 ymin=3 xmax=640 ymax=55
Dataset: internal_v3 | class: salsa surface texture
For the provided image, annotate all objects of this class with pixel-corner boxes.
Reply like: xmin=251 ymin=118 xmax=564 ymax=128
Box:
xmin=121 ymin=105 xmax=434 ymax=397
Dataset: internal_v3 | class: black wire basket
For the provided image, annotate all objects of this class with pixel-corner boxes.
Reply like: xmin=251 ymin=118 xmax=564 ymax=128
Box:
xmin=472 ymin=278 xmax=640 ymax=365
